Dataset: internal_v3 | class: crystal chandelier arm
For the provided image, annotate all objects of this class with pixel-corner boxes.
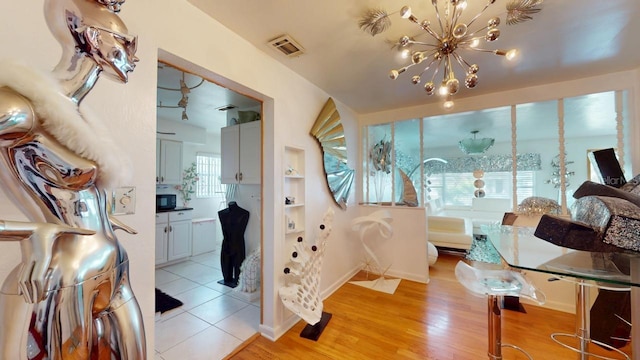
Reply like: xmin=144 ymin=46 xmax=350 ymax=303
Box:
xmin=431 ymin=1 xmax=446 ymax=35
xmin=466 ymin=47 xmax=517 ymax=60
xmin=458 ymin=35 xmax=484 ymax=48
xmin=466 ymin=1 xmax=495 ymax=28
xmin=444 ymin=55 xmax=455 ymax=81
xmin=449 ymin=1 xmax=467 ymax=36
xmin=429 ymin=58 xmax=444 ymax=84
xmin=409 ymin=41 xmax=438 ymax=47
xmin=452 ymin=3 xmax=465 ymax=26
xmin=421 ymin=23 xmax=443 ymax=42
xmin=418 ymin=56 xmax=441 ymax=78
xmin=465 ymin=25 xmax=490 ymax=39
xmin=452 ymin=52 xmax=472 ymax=70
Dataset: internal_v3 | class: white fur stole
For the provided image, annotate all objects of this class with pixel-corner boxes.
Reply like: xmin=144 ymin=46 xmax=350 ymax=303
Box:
xmin=0 ymin=60 xmax=132 ymax=189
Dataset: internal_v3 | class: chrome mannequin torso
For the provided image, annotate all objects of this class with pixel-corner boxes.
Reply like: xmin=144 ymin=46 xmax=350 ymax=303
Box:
xmin=0 ymin=0 xmax=145 ymax=358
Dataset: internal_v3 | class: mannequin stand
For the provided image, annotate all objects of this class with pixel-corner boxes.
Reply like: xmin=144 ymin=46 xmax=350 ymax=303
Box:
xmin=217 ymin=279 xmax=238 ymax=288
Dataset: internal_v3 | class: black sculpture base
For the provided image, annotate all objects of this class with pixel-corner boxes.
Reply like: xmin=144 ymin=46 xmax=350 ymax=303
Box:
xmin=217 ymin=279 xmax=238 ymax=288
xmin=300 ymin=311 xmax=332 ymax=341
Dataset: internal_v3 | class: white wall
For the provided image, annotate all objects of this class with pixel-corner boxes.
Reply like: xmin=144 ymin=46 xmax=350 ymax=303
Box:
xmin=357 ymin=207 xmax=429 ymax=284
xmin=0 ymin=0 xmax=362 ymax=352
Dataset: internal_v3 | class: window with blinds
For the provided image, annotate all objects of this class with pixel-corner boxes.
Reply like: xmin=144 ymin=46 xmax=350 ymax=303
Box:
xmin=196 ymin=153 xmax=224 ymax=198
xmin=428 ymin=171 xmax=535 ymax=207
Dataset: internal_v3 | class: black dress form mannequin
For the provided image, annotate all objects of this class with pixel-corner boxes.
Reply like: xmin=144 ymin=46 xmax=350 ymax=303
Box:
xmin=217 ymin=201 xmax=250 ymax=287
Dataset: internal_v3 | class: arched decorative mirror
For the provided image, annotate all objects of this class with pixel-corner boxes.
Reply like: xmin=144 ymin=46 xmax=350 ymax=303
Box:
xmin=310 ymin=98 xmax=355 ymax=209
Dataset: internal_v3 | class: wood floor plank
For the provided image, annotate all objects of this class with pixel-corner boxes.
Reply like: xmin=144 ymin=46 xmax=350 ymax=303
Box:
xmin=227 ymin=253 xmax=632 ymax=360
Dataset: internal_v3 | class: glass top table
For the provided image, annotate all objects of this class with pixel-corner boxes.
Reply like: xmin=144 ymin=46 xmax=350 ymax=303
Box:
xmin=482 ymin=224 xmax=639 ymax=288
xmin=482 ymin=224 xmax=639 ymax=359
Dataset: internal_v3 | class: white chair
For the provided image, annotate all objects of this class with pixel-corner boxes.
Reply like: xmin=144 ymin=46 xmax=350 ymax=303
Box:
xmin=455 ymin=261 xmax=546 ymax=360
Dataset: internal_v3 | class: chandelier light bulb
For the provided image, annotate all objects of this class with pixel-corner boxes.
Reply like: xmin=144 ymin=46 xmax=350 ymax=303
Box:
xmin=400 ymin=6 xmax=412 ymax=19
xmin=438 ymin=82 xmax=449 ymax=96
xmin=495 ymin=49 xmax=519 ymax=61
xmin=411 ymin=75 xmax=421 ymax=84
xmin=399 ymin=35 xmax=411 ymax=47
xmin=505 ymin=49 xmax=519 ymax=61
xmin=401 ymin=49 xmax=411 ymax=59
xmin=443 ymin=99 xmax=455 ymax=109
xmin=456 ymin=0 xmax=467 ymax=10
xmin=389 ymin=69 xmax=400 ymax=80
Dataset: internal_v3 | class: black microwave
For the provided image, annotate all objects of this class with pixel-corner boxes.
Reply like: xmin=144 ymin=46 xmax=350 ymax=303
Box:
xmin=156 ymin=194 xmax=177 ymax=211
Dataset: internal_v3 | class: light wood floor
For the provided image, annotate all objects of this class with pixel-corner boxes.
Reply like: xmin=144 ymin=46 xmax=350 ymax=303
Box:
xmin=227 ymin=253 xmax=632 ymax=360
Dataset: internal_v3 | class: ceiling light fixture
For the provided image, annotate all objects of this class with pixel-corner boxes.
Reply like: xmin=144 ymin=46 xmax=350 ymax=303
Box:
xmin=459 ymin=130 xmax=495 ymax=155
xmin=157 ymin=68 xmax=205 ymax=121
xmin=359 ymin=0 xmax=543 ymax=109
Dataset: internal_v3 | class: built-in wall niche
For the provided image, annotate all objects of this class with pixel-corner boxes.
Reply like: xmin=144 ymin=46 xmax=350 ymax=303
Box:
xmin=361 ymin=89 xmax=632 ymax=213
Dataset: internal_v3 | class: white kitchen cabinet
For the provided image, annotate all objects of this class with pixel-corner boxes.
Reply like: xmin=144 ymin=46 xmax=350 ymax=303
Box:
xmin=192 ymin=218 xmax=217 ymax=256
xmin=221 ymin=121 xmax=261 ymax=184
xmin=156 ymin=139 xmax=183 ymax=184
xmin=155 ymin=218 xmax=168 ymax=265
xmin=155 ymin=210 xmax=193 ymax=266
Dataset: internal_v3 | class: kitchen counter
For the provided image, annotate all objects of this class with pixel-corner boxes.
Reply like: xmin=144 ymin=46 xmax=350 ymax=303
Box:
xmin=156 ymin=207 xmax=193 ymax=213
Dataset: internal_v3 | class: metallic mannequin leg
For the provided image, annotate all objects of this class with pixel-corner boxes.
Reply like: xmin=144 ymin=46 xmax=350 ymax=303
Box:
xmin=0 ymin=293 xmax=30 ymax=359
xmin=97 ymin=295 xmax=146 ymax=358
xmin=0 ymin=265 xmax=145 ymax=359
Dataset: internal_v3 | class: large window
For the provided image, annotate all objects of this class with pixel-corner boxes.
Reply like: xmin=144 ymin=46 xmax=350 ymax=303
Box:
xmin=362 ymin=90 xmax=631 ymax=213
xmin=196 ymin=153 xmax=224 ymax=198
xmin=429 ymin=171 xmax=535 ymax=207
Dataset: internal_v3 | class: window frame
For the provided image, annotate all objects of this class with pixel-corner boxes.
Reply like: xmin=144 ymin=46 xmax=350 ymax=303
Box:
xmin=195 ymin=152 xmax=224 ymax=198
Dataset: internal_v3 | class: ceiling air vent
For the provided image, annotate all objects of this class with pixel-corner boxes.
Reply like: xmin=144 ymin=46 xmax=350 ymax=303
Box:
xmin=268 ymin=34 xmax=305 ymax=57
xmin=216 ymin=104 xmax=237 ymax=111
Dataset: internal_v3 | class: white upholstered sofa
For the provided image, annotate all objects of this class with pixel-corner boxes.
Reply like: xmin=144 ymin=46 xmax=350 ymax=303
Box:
xmin=427 ymin=215 xmax=474 ymax=250
xmin=426 ymin=198 xmax=512 ymax=250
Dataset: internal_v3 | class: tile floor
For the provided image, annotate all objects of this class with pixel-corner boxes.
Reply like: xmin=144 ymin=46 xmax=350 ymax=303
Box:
xmin=154 ymin=250 xmax=260 ymax=360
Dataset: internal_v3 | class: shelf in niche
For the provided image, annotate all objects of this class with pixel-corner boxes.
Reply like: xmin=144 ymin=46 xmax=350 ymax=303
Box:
xmin=285 ymin=228 xmax=305 ymax=235
xmin=285 ymin=203 xmax=304 ymax=208
xmin=284 ymin=174 xmax=304 ymax=179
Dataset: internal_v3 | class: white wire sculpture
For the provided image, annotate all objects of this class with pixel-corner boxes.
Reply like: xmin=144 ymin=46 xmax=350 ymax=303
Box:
xmin=350 ymin=210 xmax=401 ymax=294
xmin=279 ymin=208 xmax=334 ymax=325
xmin=237 ymin=248 xmax=261 ymax=294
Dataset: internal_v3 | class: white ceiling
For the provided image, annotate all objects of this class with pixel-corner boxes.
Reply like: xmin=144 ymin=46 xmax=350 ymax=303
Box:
xmin=158 ymin=0 xmax=640 ymax=140
xmin=157 ymin=62 xmax=260 ymax=132
xmin=187 ymin=0 xmax=640 ymax=114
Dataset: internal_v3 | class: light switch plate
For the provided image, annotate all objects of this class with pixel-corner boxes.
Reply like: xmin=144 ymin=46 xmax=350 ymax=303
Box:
xmin=112 ymin=186 xmax=136 ymax=215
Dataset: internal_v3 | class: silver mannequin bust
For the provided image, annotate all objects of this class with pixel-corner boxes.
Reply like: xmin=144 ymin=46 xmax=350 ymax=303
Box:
xmin=0 ymin=0 xmax=145 ymax=358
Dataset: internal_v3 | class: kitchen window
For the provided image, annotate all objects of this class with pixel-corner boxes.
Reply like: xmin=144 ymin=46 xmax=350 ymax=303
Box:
xmin=196 ymin=153 xmax=224 ymax=198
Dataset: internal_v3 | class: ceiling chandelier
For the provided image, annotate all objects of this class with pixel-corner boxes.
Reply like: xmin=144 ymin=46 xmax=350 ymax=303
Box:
xmin=157 ymin=69 xmax=205 ymax=121
xmin=359 ymin=0 xmax=543 ymax=109
xmin=459 ymin=130 xmax=495 ymax=155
